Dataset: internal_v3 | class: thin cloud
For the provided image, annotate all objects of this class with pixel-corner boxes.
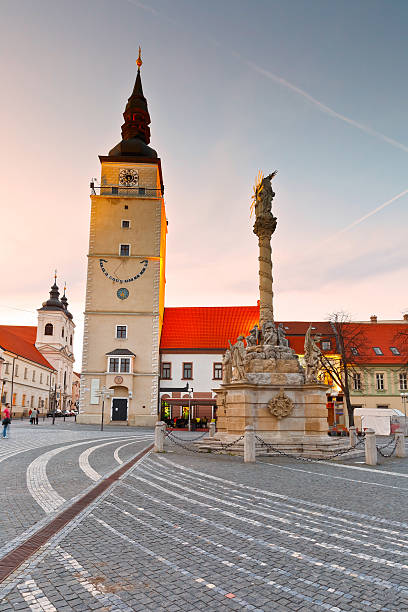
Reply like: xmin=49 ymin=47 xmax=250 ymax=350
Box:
xmin=245 ymin=60 xmax=408 ymax=154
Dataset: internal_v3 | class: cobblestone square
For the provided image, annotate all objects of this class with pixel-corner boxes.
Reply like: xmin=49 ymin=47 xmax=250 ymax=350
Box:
xmin=1 ymin=423 xmax=408 ymax=611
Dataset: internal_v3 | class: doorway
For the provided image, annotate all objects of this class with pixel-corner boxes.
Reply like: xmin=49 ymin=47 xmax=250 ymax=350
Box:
xmin=111 ymin=398 xmax=128 ymax=421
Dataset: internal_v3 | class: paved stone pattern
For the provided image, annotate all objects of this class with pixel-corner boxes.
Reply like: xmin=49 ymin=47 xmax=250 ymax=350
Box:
xmin=0 ymin=421 xmax=153 ymax=553
xmin=1 ymin=432 xmax=408 ymax=610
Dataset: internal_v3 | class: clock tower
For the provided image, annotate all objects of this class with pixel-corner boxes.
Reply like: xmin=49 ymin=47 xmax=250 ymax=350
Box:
xmin=78 ymin=51 xmax=167 ymax=426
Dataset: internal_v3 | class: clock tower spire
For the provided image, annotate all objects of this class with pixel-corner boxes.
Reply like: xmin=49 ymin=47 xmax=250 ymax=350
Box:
xmin=108 ymin=48 xmax=157 ymax=159
xmin=79 ymin=51 xmax=167 ymax=427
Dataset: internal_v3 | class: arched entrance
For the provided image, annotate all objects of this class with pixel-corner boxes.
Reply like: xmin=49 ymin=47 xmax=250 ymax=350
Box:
xmin=109 ymin=385 xmax=129 ymax=421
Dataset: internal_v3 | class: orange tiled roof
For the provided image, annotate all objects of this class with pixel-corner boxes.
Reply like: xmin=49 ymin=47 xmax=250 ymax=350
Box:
xmin=0 ymin=325 xmax=54 ymax=369
xmin=160 ymin=306 xmax=260 ymax=350
xmin=348 ymin=323 xmax=407 ymax=364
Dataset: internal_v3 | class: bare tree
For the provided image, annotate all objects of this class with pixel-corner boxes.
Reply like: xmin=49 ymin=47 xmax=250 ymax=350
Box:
xmin=317 ymin=312 xmax=368 ymax=427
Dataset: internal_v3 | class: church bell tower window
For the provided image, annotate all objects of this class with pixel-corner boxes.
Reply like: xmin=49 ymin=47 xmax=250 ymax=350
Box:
xmin=45 ymin=323 xmax=53 ymax=336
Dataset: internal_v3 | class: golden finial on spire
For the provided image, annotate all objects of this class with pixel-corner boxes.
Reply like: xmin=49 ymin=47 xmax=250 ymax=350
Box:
xmin=54 ymin=269 xmax=57 ymax=283
xmin=136 ymin=46 xmax=142 ymax=70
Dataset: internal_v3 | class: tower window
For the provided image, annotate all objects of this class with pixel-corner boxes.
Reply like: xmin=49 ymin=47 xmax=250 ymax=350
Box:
xmin=122 ymin=220 xmax=130 ymax=229
xmin=124 ymin=205 xmax=128 ymax=210
xmin=70 ymin=335 xmax=72 ymax=346
xmin=62 ymin=328 xmax=64 ymax=338
xmin=116 ymin=325 xmax=127 ymax=339
xmin=120 ymin=244 xmax=130 ymax=257
xmin=45 ymin=323 xmax=53 ymax=336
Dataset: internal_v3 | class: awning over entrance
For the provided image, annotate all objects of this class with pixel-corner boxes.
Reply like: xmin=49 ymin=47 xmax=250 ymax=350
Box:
xmin=161 ymin=398 xmax=216 ymax=406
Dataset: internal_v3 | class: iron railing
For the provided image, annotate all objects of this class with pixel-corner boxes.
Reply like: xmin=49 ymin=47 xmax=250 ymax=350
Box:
xmin=90 ymin=185 xmax=162 ymax=197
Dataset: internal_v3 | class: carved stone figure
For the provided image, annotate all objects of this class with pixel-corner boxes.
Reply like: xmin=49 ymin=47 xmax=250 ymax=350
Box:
xmin=262 ymin=320 xmax=277 ymax=346
xmin=246 ymin=325 xmax=258 ymax=347
xmin=222 ymin=349 xmax=232 ymax=384
xmin=229 ymin=336 xmax=246 ymax=381
xmin=304 ymin=324 xmax=322 ymax=383
xmin=254 ymin=171 xmax=277 ymax=217
xmin=277 ymin=323 xmax=289 ymax=348
xmin=268 ymin=388 xmax=294 ymax=419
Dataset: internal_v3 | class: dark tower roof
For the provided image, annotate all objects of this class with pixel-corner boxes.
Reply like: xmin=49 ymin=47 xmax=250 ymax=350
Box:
xmin=38 ymin=276 xmax=65 ymax=313
xmin=109 ymin=48 xmax=157 ymax=158
xmin=60 ymin=287 xmax=73 ymax=320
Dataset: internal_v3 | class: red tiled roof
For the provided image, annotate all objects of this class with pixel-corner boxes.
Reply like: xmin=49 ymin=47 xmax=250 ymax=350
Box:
xmin=160 ymin=306 xmax=260 ymax=350
xmin=160 ymin=308 xmax=335 ymax=353
xmin=160 ymin=310 xmax=408 ymax=364
xmin=348 ymin=323 xmax=408 ymax=364
xmin=0 ymin=325 xmax=54 ymax=370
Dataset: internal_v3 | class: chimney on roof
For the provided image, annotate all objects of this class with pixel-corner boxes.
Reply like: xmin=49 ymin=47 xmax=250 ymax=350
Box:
xmin=370 ymin=315 xmax=377 ymax=323
xmin=403 ymin=314 xmax=408 ymax=322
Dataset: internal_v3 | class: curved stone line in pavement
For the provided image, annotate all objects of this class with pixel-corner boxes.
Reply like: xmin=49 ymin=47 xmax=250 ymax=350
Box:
xmin=78 ymin=436 xmax=152 ymax=481
xmin=26 ymin=435 xmax=144 ymax=513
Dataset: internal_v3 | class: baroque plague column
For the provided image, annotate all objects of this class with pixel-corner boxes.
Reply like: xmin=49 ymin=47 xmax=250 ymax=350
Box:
xmin=212 ymin=171 xmax=341 ymax=457
xmin=79 ymin=51 xmax=167 ymax=426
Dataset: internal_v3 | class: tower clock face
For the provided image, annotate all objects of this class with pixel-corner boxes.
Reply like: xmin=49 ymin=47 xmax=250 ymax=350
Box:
xmin=119 ymin=168 xmax=139 ymax=187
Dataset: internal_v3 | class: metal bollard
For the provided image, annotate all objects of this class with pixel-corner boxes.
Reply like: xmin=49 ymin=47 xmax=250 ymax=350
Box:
xmin=349 ymin=426 xmax=357 ymax=447
xmin=396 ymin=433 xmax=406 ymax=458
xmin=364 ymin=429 xmax=377 ymax=466
xmin=244 ymin=425 xmax=256 ymax=463
xmin=154 ymin=421 xmax=166 ymax=453
xmin=208 ymin=422 xmax=216 ymax=438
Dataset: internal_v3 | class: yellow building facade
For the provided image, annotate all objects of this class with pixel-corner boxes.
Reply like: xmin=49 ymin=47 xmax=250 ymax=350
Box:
xmin=78 ymin=54 xmax=167 ymax=426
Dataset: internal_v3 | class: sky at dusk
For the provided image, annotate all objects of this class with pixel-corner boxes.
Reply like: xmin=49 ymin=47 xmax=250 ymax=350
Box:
xmin=1 ymin=0 xmax=407 ymax=365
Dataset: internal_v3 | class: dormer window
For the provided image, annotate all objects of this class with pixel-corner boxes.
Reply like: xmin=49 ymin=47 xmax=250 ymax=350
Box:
xmin=45 ymin=323 xmax=53 ymax=336
xmin=390 ymin=347 xmax=400 ymax=355
xmin=373 ymin=347 xmax=383 ymax=355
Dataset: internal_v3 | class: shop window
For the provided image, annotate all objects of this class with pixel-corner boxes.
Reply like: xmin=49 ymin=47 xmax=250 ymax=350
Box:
xmin=161 ymin=362 xmax=171 ymax=379
xmin=213 ymin=363 xmax=222 ymax=380
xmin=22 ymin=394 xmax=26 ymax=407
xmin=12 ymin=393 xmax=16 ymax=406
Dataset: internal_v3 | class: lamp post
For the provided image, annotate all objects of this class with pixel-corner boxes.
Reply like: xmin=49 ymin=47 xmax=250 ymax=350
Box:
xmin=187 ymin=387 xmax=194 ymax=432
xmin=400 ymin=393 xmax=408 ymax=436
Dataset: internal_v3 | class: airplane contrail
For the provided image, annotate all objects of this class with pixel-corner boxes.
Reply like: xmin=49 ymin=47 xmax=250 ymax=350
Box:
xmin=245 ymin=59 xmax=408 ymax=154
xmin=334 ymin=188 xmax=408 ymax=236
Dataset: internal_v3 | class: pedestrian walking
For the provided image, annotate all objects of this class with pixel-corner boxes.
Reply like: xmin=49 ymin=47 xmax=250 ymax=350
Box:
xmin=30 ymin=408 xmax=38 ymax=425
xmin=2 ymin=403 xmax=11 ymax=439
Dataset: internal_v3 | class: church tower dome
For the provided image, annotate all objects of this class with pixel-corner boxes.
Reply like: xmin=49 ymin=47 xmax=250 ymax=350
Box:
xmin=39 ymin=275 xmax=65 ymax=312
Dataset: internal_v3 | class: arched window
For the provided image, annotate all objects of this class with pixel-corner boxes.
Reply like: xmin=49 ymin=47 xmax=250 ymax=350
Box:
xmin=44 ymin=323 xmax=53 ymax=336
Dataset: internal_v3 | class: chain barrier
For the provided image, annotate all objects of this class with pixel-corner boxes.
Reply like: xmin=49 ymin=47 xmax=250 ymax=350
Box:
xmin=376 ymin=436 xmax=398 ymax=458
xmin=165 ymin=430 xmax=208 ymax=442
xmin=254 ymin=434 xmax=366 ymax=463
xmin=165 ymin=431 xmax=244 ymax=454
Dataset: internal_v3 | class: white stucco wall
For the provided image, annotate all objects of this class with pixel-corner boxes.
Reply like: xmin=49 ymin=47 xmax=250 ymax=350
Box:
xmin=159 ymin=352 xmax=222 ymax=396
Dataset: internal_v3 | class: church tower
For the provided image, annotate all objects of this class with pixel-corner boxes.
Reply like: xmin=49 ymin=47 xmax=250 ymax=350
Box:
xmin=36 ymin=276 xmax=75 ymax=409
xmin=78 ymin=51 xmax=167 ymax=426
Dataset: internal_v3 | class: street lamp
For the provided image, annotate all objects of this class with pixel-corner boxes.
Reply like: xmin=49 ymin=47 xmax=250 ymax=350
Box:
xmin=188 ymin=387 xmax=194 ymax=432
xmin=400 ymin=393 xmax=408 ymax=436
xmin=95 ymin=386 xmax=114 ymax=431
